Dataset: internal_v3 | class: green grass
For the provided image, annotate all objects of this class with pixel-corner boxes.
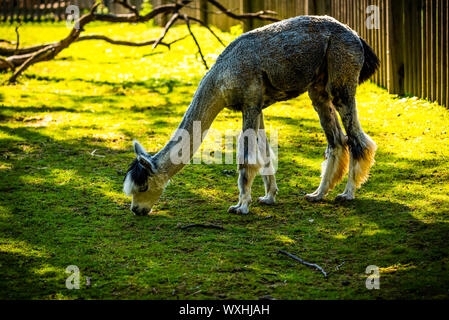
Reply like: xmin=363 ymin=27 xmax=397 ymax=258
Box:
xmin=1 ymin=22 xmax=449 ymax=300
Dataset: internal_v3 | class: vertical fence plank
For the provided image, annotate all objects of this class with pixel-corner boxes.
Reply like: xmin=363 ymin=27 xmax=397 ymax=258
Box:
xmin=21 ymin=0 xmax=26 ymax=22
xmin=376 ymin=0 xmax=381 ymax=86
xmin=435 ymin=0 xmax=441 ymax=104
xmin=443 ymin=2 xmax=449 ymax=108
xmin=413 ymin=0 xmax=421 ymax=97
xmin=430 ymin=0 xmax=437 ymax=101
xmin=412 ymin=0 xmax=418 ymax=96
xmin=439 ymin=0 xmax=445 ymax=105
xmin=388 ymin=0 xmax=405 ymax=94
xmin=384 ymin=0 xmax=388 ymax=88
xmin=418 ymin=0 xmax=424 ymax=98
xmin=422 ymin=0 xmax=427 ymax=99
xmin=19 ymin=0 xmax=23 ymax=22
xmin=425 ymin=0 xmax=431 ymax=99
xmin=1 ymin=0 xmax=447 ymax=107
xmin=439 ymin=0 xmax=446 ymax=106
xmin=440 ymin=0 xmax=446 ymax=106
xmin=1 ymin=0 xmax=6 ymax=22
xmin=43 ymin=0 xmax=48 ymax=20
xmin=37 ymin=0 xmax=42 ymax=21
xmin=381 ymin=0 xmax=384 ymax=87
xmin=406 ymin=0 xmax=413 ymax=95
xmin=11 ymin=0 xmax=16 ymax=22
xmin=428 ymin=0 xmax=434 ymax=100
xmin=384 ymin=0 xmax=392 ymax=92
xmin=361 ymin=0 xmax=365 ymax=40
xmin=375 ymin=0 xmax=380 ymax=85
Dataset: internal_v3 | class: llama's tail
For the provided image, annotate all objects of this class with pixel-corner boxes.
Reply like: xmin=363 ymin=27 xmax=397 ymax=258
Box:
xmin=358 ymin=37 xmax=380 ymax=84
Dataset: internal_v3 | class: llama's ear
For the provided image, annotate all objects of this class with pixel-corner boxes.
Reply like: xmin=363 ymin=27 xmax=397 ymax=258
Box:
xmin=133 ymin=140 xmax=147 ymax=156
xmin=137 ymin=154 xmax=156 ymax=174
xmin=133 ymin=140 xmax=156 ymax=173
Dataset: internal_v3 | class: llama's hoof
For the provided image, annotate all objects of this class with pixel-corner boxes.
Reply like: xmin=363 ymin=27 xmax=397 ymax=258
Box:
xmin=258 ymin=196 xmax=275 ymax=205
xmin=335 ymin=193 xmax=354 ymax=202
xmin=228 ymin=204 xmax=249 ymax=214
xmin=305 ymin=193 xmax=323 ymax=202
xmin=236 ymin=207 xmax=249 ymax=215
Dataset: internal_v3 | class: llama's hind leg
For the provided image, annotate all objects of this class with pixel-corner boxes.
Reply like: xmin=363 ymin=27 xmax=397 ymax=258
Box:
xmin=333 ymin=88 xmax=377 ymax=201
xmin=257 ymin=113 xmax=278 ymax=205
xmin=228 ymin=107 xmax=262 ymax=214
xmin=305 ymin=87 xmax=349 ymax=202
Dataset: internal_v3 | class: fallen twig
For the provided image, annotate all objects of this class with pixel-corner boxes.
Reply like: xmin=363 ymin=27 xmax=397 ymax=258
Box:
xmin=90 ymin=149 xmax=105 ymax=158
xmin=278 ymin=250 xmax=328 ymax=278
xmin=179 ymin=223 xmax=225 ymax=230
xmin=326 ymin=261 xmax=346 ymax=277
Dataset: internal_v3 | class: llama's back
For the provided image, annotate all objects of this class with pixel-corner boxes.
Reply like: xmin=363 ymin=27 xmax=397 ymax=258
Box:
xmin=214 ymin=15 xmax=364 ymax=102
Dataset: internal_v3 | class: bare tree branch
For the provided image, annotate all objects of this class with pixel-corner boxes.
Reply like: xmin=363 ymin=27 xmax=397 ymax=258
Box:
xmin=6 ymin=2 xmax=102 ymax=83
xmin=207 ymin=0 xmax=279 ymax=22
xmin=182 ymin=14 xmax=208 ymax=69
xmin=15 ymin=23 xmax=22 ymax=53
xmin=2 ymin=0 xmax=280 ymax=81
xmin=116 ymin=0 xmax=139 ymax=16
xmin=152 ymin=12 xmax=180 ymax=49
xmin=0 ymin=43 xmax=55 ymax=57
xmin=186 ymin=15 xmax=225 ymax=47
xmin=8 ymin=45 xmax=55 ymax=83
xmin=0 ymin=34 xmax=171 ymax=57
xmin=0 ymin=57 xmax=15 ymax=71
xmin=77 ymin=34 xmax=170 ymax=48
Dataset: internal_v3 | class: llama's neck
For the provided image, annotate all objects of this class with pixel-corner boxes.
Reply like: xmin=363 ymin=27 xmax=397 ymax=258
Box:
xmin=153 ymin=70 xmax=224 ymax=178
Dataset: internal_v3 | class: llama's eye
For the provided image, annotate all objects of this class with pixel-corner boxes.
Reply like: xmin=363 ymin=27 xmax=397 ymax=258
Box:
xmin=139 ymin=185 xmax=148 ymax=192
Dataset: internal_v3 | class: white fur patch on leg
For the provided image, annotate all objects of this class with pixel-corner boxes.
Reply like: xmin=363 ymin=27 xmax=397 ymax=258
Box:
xmin=328 ymin=144 xmax=349 ymax=190
xmin=307 ymin=143 xmax=349 ymax=201
xmin=337 ymin=134 xmax=376 ymax=201
xmin=353 ymin=134 xmax=377 ymax=188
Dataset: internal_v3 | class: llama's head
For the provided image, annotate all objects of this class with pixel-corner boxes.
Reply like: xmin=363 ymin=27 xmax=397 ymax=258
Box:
xmin=123 ymin=140 xmax=165 ymax=216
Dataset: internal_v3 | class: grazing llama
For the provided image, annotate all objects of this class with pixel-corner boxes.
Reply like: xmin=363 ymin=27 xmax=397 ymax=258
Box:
xmin=124 ymin=15 xmax=380 ymax=215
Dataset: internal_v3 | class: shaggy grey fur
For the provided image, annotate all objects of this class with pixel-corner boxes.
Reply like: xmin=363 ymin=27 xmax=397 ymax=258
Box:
xmin=124 ymin=15 xmax=379 ymax=215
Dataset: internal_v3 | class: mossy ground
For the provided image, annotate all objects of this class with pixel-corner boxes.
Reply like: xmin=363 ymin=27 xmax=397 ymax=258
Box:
xmin=0 ymin=22 xmax=448 ymax=300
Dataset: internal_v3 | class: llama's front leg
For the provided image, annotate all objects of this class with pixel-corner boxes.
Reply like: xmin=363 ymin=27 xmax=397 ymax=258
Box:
xmin=257 ymin=113 xmax=278 ymax=205
xmin=228 ymin=163 xmax=260 ymax=214
xmin=258 ymin=175 xmax=278 ymax=205
xmin=228 ymin=107 xmax=261 ymax=214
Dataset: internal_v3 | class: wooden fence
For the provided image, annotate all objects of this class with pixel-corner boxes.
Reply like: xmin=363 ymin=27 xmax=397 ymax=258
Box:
xmin=152 ymin=0 xmax=448 ymax=107
xmin=0 ymin=0 xmax=140 ymax=21
xmin=330 ymin=0 xmax=448 ymax=108
xmin=1 ymin=0 xmax=447 ymax=107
